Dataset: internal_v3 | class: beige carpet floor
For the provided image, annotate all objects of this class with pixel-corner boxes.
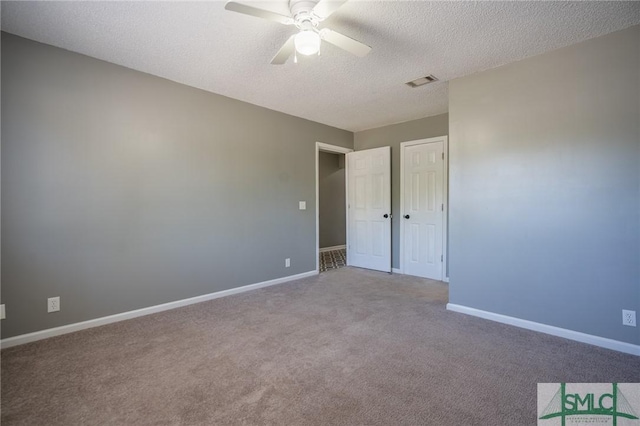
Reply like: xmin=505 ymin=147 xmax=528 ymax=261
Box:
xmin=2 ymin=267 xmax=639 ymax=425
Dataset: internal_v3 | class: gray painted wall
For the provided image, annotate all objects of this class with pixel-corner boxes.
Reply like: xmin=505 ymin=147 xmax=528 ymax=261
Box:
xmin=1 ymin=33 xmax=353 ymax=338
xmin=449 ymin=25 xmax=640 ymax=345
xmin=354 ymin=114 xmax=449 ymax=270
xmin=318 ymin=152 xmax=346 ymax=248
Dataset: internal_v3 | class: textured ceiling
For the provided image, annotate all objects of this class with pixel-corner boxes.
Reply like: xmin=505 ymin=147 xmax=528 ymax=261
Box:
xmin=2 ymin=1 xmax=640 ymax=132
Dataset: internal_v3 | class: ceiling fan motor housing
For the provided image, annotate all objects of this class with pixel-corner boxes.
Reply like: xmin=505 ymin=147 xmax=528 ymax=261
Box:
xmin=290 ymin=0 xmax=321 ymax=29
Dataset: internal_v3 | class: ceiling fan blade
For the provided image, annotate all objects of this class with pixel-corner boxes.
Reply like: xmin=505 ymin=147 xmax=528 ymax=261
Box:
xmin=225 ymin=1 xmax=294 ymax=25
xmin=312 ymin=0 xmax=348 ymax=20
xmin=320 ymin=29 xmax=371 ymax=57
xmin=271 ymin=35 xmax=296 ymax=65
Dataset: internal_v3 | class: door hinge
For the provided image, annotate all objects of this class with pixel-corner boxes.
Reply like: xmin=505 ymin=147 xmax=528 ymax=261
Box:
xmin=441 ymin=255 xmax=443 ymax=262
xmin=442 ymin=152 xmax=444 ymax=160
xmin=441 ymin=204 xmax=444 ymax=211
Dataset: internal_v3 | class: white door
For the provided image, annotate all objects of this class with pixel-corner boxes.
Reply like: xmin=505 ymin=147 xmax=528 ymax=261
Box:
xmin=401 ymin=140 xmax=445 ymax=280
xmin=347 ymin=147 xmax=391 ymax=272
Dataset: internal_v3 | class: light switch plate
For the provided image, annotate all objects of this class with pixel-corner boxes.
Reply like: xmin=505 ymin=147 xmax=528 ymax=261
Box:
xmin=0 ymin=304 xmax=5 ymax=320
xmin=299 ymin=201 xmax=306 ymax=210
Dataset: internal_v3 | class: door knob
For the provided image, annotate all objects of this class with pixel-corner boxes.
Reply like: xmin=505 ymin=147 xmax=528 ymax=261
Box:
xmin=383 ymin=214 xmax=389 ymax=218
xmin=404 ymin=215 xmax=410 ymax=219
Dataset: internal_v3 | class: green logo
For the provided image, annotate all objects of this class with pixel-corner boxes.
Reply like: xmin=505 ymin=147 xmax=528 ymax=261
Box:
xmin=539 ymin=383 xmax=638 ymax=426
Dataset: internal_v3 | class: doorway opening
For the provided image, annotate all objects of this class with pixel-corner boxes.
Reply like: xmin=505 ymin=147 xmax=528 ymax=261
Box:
xmin=315 ymin=142 xmax=352 ymax=273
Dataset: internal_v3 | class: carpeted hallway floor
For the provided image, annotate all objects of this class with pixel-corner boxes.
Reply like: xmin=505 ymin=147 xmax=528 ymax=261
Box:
xmin=2 ymin=267 xmax=639 ymax=425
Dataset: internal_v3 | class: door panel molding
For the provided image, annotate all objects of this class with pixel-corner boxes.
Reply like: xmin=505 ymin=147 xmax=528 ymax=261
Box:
xmin=347 ymin=146 xmax=391 ymax=272
xmin=399 ymin=136 xmax=448 ymax=281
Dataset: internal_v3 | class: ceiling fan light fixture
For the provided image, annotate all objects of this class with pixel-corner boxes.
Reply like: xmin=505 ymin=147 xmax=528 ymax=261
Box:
xmin=295 ymin=30 xmax=321 ymax=55
xmin=225 ymin=0 xmax=371 ymax=64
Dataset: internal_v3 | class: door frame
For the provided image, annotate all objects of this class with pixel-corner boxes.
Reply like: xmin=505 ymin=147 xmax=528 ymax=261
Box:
xmin=315 ymin=142 xmax=353 ymax=273
xmin=399 ymin=136 xmax=449 ymax=281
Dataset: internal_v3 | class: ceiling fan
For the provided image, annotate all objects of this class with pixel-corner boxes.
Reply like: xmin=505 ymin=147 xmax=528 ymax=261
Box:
xmin=225 ymin=0 xmax=371 ymax=64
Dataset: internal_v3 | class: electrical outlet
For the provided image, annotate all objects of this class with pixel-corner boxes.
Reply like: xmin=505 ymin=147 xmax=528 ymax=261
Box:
xmin=285 ymin=258 xmax=291 ymax=268
xmin=622 ymin=310 xmax=636 ymax=327
xmin=48 ymin=297 xmax=60 ymax=313
xmin=0 ymin=304 xmax=5 ymax=320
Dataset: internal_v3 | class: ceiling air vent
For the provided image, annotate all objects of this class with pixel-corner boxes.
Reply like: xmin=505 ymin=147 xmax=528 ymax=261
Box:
xmin=406 ymin=75 xmax=438 ymax=88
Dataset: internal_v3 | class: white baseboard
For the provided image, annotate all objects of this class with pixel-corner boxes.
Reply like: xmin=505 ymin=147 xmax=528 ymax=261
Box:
xmin=446 ymin=303 xmax=640 ymax=356
xmin=319 ymin=245 xmax=346 ymax=253
xmin=443 ymin=276 xmax=450 ymax=283
xmin=1 ymin=270 xmax=318 ymax=349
